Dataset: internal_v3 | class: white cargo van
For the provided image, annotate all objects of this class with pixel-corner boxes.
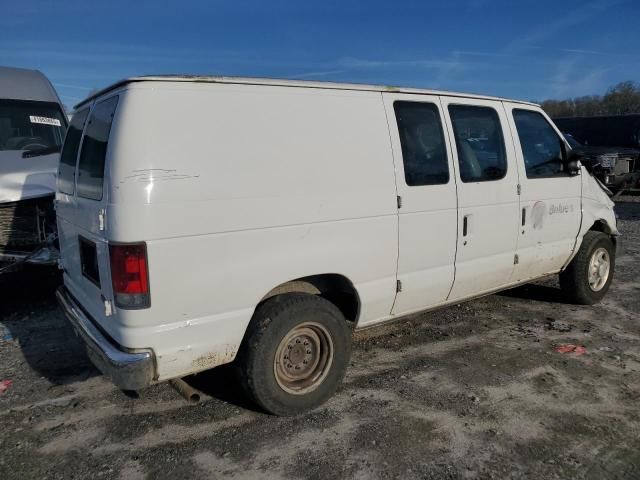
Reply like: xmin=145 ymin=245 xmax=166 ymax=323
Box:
xmin=56 ymin=76 xmax=618 ymax=415
xmin=0 ymin=66 xmax=67 ymax=268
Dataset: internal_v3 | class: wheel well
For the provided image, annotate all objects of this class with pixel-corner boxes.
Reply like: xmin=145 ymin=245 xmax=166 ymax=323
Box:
xmin=589 ymin=220 xmax=617 ymax=248
xmin=260 ymin=274 xmax=360 ymax=326
xmin=589 ymin=219 xmax=613 ymax=235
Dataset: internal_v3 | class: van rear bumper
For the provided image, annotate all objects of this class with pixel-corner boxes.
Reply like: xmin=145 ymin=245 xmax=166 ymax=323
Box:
xmin=56 ymin=286 xmax=155 ymax=390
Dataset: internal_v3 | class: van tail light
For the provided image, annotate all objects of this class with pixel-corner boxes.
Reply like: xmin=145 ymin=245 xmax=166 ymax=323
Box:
xmin=109 ymin=242 xmax=150 ymax=309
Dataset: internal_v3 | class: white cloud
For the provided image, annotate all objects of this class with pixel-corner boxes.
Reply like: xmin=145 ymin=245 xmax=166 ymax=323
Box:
xmin=506 ymin=0 xmax=627 ymax=52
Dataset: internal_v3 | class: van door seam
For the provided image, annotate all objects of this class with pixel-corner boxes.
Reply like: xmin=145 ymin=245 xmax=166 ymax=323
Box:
xmin=380 ymin=92 xmax=401 ymax=314
xmin=438 ymin=96 xmax=460 ymax=301
xmin=501 ymin=101 xmax=524 ymax=281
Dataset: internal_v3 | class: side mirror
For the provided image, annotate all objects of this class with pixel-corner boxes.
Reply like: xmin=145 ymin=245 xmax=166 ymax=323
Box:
xmin=561 ymin=141 xmax=582 ymax=176
xmin=566 ymin=158 xmax=581 ymax=176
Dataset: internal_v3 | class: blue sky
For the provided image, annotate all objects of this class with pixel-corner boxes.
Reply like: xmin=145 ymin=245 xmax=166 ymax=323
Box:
xmin=1 ymin=0 xmax=639 ymax=109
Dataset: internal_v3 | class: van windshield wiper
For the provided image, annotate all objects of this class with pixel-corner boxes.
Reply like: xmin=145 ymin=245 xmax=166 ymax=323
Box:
xmin=22 ymin=145 xmax=61 ymax=158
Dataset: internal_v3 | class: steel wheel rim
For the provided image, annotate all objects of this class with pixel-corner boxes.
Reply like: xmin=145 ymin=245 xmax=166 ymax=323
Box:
xmin=588 ymin=247 xmax=610 ymax=292
xmin=274 ymin=322 xmax=334 ymax=395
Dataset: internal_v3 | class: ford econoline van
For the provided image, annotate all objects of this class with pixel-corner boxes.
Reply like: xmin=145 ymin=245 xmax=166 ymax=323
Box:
xmin=56 ymin=76 xmax=618 ymax=415
xmin=0 ymin=66 xmax=67 ymax=269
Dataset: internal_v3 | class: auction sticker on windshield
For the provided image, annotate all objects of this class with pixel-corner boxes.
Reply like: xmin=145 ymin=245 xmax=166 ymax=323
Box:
xmin=29 ymin=115 xmax=61 ymax=127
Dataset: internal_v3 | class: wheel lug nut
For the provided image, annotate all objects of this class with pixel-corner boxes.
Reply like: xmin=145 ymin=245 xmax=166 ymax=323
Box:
xmin=295 ymin=339 xmax=301 ymax=344
xmin=303 ymin=341 xmax=309 ymax=346
xmin=295 ymin=365 xmax=300 ymax=370
xmin=303 ymin=360 xmax=308 ymax=364
xmin=306 ymin=350 xmax=311 ymax=354
xmin=287 ymin=345 xmax=292 ymax=350
xmin=284 ymin=355 xmax=288 ymax=359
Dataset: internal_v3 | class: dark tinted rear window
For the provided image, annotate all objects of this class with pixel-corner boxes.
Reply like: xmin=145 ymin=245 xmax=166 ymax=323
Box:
xmin=76 ymin=96 xmax=119 ymax=200
xmin=58 ymin=108 xmax=89 ymax=195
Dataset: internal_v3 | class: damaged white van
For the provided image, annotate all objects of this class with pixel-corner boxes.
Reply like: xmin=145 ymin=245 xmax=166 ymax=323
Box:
xmin=0 ymin=66 xmax=67 ymax=269
xmin=56 ymin=76 xmax=618 ymax=415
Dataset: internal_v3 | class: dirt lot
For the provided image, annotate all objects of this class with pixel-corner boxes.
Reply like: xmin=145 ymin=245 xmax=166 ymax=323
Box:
xmin=1 ymin=203 xmax=639 ymax=480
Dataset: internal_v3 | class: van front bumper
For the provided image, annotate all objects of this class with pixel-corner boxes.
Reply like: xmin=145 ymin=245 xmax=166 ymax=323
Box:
xmin=56 ymin=286 xmax=155 ymax=390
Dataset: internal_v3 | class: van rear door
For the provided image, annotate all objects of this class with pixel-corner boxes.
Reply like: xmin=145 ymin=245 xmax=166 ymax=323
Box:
xmin=57 ymin=95 xmax=119 ymax=326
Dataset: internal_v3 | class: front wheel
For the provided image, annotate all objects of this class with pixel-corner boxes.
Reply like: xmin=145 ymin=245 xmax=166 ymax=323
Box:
xmin=236 ymin=293 xmax=352 ymax=416
xmin=560 ymin=231 xmax=615 ymax=305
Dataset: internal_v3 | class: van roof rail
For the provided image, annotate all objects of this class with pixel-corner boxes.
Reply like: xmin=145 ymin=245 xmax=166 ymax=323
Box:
xmin=73 ymin=74 xmax=540 ymax=110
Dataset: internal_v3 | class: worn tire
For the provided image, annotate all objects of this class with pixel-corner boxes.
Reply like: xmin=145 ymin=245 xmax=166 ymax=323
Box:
xmin=560 ymin=231 xmax=615 ymax=305
xmin=236 ymin=293 xmax=352 ymax=416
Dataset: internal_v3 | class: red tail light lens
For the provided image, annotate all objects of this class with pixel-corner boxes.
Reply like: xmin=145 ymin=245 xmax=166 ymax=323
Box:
xmin=109 ymin=242 xmax=150 ymax=309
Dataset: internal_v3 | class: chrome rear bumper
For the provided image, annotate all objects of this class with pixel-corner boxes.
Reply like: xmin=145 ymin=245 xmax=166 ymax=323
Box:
xmin=56 ymin=286 xmax=155 ymax=390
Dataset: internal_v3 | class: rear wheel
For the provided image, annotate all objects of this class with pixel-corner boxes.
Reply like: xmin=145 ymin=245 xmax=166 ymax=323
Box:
xmin=560 ymin=231 xmax=615 ymax=305
xmin=236 ymin=293 xmax=352 ymax=416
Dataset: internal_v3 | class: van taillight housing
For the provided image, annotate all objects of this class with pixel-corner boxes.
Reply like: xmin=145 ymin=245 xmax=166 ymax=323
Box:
xmin=109 ymin=242 xmax=150 ymax=309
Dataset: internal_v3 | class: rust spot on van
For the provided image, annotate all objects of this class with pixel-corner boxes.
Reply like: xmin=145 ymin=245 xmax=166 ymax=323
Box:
xmin=192 ymin=345 xmax=238 ymax=371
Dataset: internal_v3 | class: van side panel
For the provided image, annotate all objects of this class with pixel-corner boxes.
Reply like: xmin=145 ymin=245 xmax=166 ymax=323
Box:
xmin=104 ymin=83 xmax=398 ymax=379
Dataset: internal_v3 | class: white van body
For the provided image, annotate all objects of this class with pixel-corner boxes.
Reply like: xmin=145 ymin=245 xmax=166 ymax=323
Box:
xmin=0 ymin=66 xmax=67 ymax=265
xmin=56 ymin=76 xmax=617 ymax=398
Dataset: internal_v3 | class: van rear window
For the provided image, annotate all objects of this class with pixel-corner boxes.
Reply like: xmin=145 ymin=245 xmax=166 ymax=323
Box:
xmin=76 ymin=96 xmax=119 ymax=200
xmin=58 ymin=108 xmax=89 ymax=195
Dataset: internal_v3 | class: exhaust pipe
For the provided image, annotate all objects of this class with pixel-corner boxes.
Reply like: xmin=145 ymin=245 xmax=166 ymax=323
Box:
xmin=170 ymin=378 xmax=201 ymax=403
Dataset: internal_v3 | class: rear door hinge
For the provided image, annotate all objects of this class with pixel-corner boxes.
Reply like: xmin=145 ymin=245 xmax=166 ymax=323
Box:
xmin=517 ymin=183 xmax=521 ymax=195
xmin=102 ymin=295 xmax=113 ymax=317
xmin=514 ymin=254 xmax=519 ymax=265
xmin=397 ymin=195 xmax=402 ymax=209
xmin=396 ymin=279 xmax=403 ymax=292
xmin=98 ymin=208 xmax=106 ymax=231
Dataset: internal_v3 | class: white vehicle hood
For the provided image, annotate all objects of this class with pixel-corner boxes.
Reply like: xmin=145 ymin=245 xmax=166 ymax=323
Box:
xmin=0 ymin=150 xmax=58 ymax=203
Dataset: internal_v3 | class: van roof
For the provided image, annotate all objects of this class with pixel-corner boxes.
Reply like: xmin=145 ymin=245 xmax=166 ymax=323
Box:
xmin=74 ymin=75 xmax=540 ymax=109
xmin=0 ymin=66 xmax=62 ymax=104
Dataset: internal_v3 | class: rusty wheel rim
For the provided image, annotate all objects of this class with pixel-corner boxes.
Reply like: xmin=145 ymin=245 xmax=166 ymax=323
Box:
xmin=274 ymin=322 xmax=333 ymax=395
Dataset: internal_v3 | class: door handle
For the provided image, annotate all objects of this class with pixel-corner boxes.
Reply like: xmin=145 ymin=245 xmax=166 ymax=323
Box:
xmin=522 ymin=207 xmax=527 ymax=226
xmin=463 ymin=215 xmax=469 ymax=237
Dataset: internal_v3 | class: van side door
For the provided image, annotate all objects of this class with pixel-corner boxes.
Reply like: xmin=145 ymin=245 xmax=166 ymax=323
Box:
xmin=382 ymin=93 xmax=458 ymax=315
xmin=504 ymin=104 xmax=582 ymax=281
xmin=440 ymin=96 xmax=520 ymax=300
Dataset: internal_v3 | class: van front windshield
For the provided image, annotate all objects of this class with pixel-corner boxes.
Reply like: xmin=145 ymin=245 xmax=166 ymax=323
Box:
xmin=0 ymin=99 xmax=67 ymax=154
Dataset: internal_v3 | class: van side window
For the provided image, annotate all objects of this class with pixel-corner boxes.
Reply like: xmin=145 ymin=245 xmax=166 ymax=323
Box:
xmin=448 ymin=105 xmax=507 ymax=182
xmin=76 ymin=96 xmax=119 ymax=200
xmin=394 ymin=101 xmax=449 ymax=186
xmin=513 ymin=109 xmax=565 ymax=178
xmin=58 ymin=108 xmax=89 ymax=195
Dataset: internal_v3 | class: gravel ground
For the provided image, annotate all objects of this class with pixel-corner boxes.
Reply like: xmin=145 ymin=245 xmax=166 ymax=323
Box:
xmin=0 ymin=202 xmax=639 ymax=480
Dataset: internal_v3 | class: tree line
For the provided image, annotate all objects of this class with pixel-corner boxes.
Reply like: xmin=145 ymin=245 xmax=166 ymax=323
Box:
xmin=540 ymin=81 xmax=640 ymax=118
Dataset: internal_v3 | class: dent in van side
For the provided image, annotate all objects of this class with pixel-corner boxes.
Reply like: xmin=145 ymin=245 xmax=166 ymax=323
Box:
xmin=562 ymin=167 xmax=619 ymax=269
